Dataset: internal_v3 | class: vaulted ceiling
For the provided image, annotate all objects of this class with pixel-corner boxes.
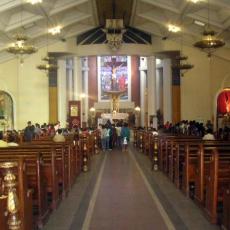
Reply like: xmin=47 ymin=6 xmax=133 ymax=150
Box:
xmin=0 ymin=0 xmax=229 ymax=62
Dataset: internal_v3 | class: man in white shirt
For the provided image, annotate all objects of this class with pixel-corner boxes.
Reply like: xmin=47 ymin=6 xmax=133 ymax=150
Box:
xmin=202 ymin=129 xmax=215 ymax=140
xmin=53 ymin=129 xmax=66 ymax=142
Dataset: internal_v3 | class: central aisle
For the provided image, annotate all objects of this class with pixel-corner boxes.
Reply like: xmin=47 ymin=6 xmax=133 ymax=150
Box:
xmin=82 ymin=150 xmax=173 ymax=230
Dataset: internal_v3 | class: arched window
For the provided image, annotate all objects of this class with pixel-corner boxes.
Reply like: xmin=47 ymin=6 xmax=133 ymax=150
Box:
xmin=0 ymin=91 xmax=14 ymax=130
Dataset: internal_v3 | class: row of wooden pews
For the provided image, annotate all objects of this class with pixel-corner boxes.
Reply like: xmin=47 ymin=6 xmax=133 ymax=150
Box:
xmin=134 ymin=130 xmax=230 ymax=230
xmin=0 ymin=130 xmax=100 ymax=230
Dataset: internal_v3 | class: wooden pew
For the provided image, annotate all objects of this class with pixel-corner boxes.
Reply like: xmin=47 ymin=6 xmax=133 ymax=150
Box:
xmin=158 ymin=136 xmax=200 ymax=178
xmin=223 ymin=186 xmax=230 ymax=230
xmin=0 ymin=132 xmax=97 ymax=229
xmin=173 ymin=140 xmax=201 ymax=191
xmin=0 ymin=159 xmax=33 ymax=230
xmin=200 ymin=147 xmax=230 ymax=223
xmin=0 ymin=144 xmax=69 ymax=225
xmin=194 ymin=143 xmax=230 ymax=203
xmin=0 ymin=152 xmax=49 ymax=228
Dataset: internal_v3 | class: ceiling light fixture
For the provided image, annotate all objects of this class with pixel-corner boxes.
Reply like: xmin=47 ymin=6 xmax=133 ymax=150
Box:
xmin=48 ymin=26 xmax=61 ymax=35
xmin=194 ymin=20 xmax=205 ymax=27
xmin=104 ymin=19 xmax=125 ymax=51
xmin=187 ymin=0 xmax=204 ymax=3
xmin=6 ymin=1 xmax=37 ymax=63
xmin=168 ymin=24 xmax=181 ymax=33
xmin=26 ymin=0 xmax=42 ymax=4
xmin=194 ymin=30 xmax=225 ymax=49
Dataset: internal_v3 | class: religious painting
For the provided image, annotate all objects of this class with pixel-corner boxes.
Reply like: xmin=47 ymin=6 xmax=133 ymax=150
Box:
xmin=217 ymin=89 xmax=230 ymax=115
xmin=97 ymin=56 xmax=131 ymax=101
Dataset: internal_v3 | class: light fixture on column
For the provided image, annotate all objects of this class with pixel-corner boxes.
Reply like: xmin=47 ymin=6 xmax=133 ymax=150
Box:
xmin=89 ymin=107 xmax=96 ymax=127
xmin=134 ymin=106 xmax=141 ymax=127
xmin=172 ymin=27 xmax=194 ymax=76
xmin=37 ymin=56 xmax=58 ymax=72
xmin=172 ymin=55 xmax=194 ymax=76
xmin=37 ymin=19 xmax=58 ymax=74
xmin=193 ymin=0 xmax=225 ymax=55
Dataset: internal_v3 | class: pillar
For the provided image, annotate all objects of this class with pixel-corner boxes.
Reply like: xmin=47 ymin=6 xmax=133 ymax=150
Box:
xmin=82 ymin=58 xmax=89 ymax=124
xmin=73 ymin=57 xmax=82 ymax=100
xmin=147 ymin=56 xmax=157 ymax=128
xmin=57 ymin=59 xmax=67 ymax=127
xmin=162 ymin=59 xmax=172 ymax=123
xmin=139 ymin=57 xmax=147 ymax=127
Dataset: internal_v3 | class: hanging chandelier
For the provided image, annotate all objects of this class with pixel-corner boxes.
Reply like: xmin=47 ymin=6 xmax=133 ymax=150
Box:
xmin=104 ymin=19 xmax=125 ymax=51
xmin=193 ymin=30 xmax=225 ymax=50
xmin=37 ymin=56 xmax=58 ymax=73
xmin=6 ymin=34 xmax=37 ymax=62
xmin=193 ymin=0 xmax=225 ymax=54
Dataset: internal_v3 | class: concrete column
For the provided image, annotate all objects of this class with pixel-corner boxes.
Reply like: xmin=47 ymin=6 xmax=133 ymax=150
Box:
xmin=82 ymin=58 xmax=89 ymax=124
xmin=57 ymin=59 xmax=67 ymax=127
xmin=139 ymin=57 xmax=147 ymax=127
xmin=73 ymin=57 xmax=84 ymax=125
xmin=162 ymin=58 xmax=172 ymax=123
xmin=147 ymin=56 xmax=157 ymax=128
xmin=67 ymin=59 xmax=74 ymax=101
xmin=73 ymin=57 xmax=82 ymax=100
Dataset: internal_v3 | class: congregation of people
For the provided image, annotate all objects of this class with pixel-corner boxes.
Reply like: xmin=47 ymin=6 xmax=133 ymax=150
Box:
xmin=1 ymin=117 xmax=230 ymax=149
xmin=99 ymin=120 xmax=130 ymax=152
xmin=160 ymin=119 xmax=230 ymax=140
xmin=0 ymin=119 xmax=132 ymax=151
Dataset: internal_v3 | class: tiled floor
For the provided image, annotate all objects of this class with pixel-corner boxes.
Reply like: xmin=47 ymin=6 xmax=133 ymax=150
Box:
xmin=43 ymin=146 xmax=220 ymax=230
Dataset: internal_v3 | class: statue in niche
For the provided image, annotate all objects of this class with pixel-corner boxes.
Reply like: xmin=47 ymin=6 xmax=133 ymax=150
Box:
xmin=225 ymin=93 xmax=230 ymax=114
xmin=0 ymin=96 xmax=5 ymax=119
xmin=0 ymin=91 xmax=14 ymax=130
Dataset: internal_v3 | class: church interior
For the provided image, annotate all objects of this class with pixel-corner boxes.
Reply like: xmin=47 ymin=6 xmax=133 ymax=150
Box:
xmin=0 ymin=0 xmax=230 ymax=229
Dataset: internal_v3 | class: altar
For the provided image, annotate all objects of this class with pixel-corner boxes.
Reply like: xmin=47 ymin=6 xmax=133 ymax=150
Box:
xmin=101 ymin=112 xmax=128 ymax=122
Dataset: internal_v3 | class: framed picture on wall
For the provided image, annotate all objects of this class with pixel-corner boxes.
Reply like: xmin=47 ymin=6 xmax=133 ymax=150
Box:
xmin=69 ymin=101 xmax=81 ymax=128
xmin=70 ymin=105 xmax=78 ymax=117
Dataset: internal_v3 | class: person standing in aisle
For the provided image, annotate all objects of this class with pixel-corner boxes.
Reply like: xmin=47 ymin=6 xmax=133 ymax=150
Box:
xmin=121 ymin=123 xmax=130 ymax=152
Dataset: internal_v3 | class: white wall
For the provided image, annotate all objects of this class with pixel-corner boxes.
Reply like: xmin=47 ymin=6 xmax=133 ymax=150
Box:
xmin=0 ymin=41 xmax=68 ymax=129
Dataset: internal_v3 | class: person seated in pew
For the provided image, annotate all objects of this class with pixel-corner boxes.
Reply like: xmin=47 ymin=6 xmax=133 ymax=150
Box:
xmin=202 ymin=128 xmax=215 ymax=140
xmin=0 ymin=131 xmax=8 ymax=147
xmin=7 ymin=133 xmax=19 ymax=146
xmin=152 ymin=128 xmax=158 ymax=136
xmin=53 ymin=129 xmax=66 ymax=142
